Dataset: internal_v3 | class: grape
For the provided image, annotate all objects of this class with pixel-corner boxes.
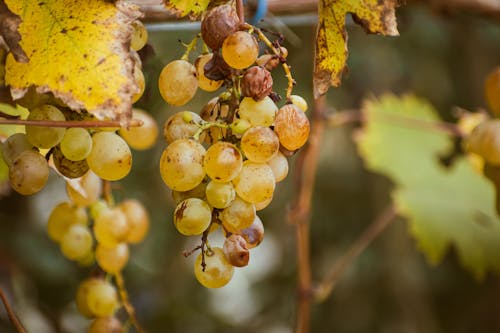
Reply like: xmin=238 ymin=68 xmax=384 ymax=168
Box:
xmin=90 ymin=200 xmax=108 ymax=220
xmin=267 ymin=152 xmax=288 ymax=182
xmin=9 ymin=150 xmax=49 ymax=195
xmin=290 ymin=94 xmax=308 ymax=112
xmin=66 ymin=170 xmax=102 ymax=207
xmin=96 ymin=243 xmax=129 ymax=274
xmin=254 ymin=196 xmax=272 ymax=211
xmin=232 ymin=161 xmax=275 ymax=204
xmin=172 ymin=180 xmax=208 ymax=204
xmin=237 ymin=215 xmax=264 ymax=249
xmin=131 ymin=20 xmax=148 ymax=51
xmin=87 ymin=132 xmax=132 ymax=181
xmin=485 ymin=67 xmax=500 ymax=116
xmin=78 ymin=251 xmax=95 ymax=267
xmin=60 ymin=224 xmax=93 ymax=261
xmin=86 ymin=279 xmax=119 ymax=317
xmin=76 ymin=278 xmax=101 ymax=317
xmin=465 ymin=120 xmax=500 ymax=165
xmin=200 ymin=100 xmax=229 ymax=144
xmin=47 ymin=202 xmax=88 ymax=242
xmin=60 ymin=128 xmax=92 ymax=162
xmin=174 ymin=198 xmax=212 ymax=236
xmin=195 ymin=54 xmax=223 ymax=92
xmin=241 ymin=126 xmax=279 ymax=163
xmin=132 ymin=63 xmax=145 ymax=104
xmin=256 ymin=54 xmax=279 ymax=71
xmin=194 ymin=247 xmax=234 ymax=288
xmin=25 ymin=105 xmax=66 ymax=148
xmin=158 ymin=60 xmax=198 ymax=106
xmin=274 ymin=104 xmax=310 ymax=150
xmin=220 ymin=196 xmax=255 ymax=233
xmin=52 ymin=146 xmax=89 ymax=179
xmin=238 ymin=96 xmax=277 ymax=127
xmin=118 ymin=199 xmax=150 ymax=244
xmin=163 ymin=111 xmax=203 ymax=144
xmin=1 ymin=133 xmax=33 ymax=167
xmin=222 ymin=31 xmax=259 ymax=70
xmin=203 ymin=141 xmax=242 ymax=182
xmin=223 ymin=234 xmax=249 ymax=267
xmin=159 ymin=139 xmax=206 ymax=191
xmin=205 ymin=181 xmax=235 ymax=209
xmin=119 ymin=109 xmax=158 ymax=150
xmin=89 ymin=316 xmax=123 ymax=333
xmin=230 ymin=118 xmax=251 ymax=135
xmin=94 ymin=208 xmax=130 ymax=247
xmin=201 ymin=4 xmax=240 ymax=50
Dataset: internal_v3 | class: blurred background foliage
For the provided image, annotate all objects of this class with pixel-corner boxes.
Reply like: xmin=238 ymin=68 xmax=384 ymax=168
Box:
xmin=1 ymin=4 xmax=500 ymax=333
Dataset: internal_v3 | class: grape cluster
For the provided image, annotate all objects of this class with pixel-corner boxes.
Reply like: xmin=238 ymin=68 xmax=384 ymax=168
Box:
xmin=157 ymin=4 xmax=310 ymax=288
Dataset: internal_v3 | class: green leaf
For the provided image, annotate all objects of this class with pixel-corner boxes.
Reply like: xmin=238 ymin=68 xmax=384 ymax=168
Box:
xmin=357 ymin=94 xmax=500 ymax=279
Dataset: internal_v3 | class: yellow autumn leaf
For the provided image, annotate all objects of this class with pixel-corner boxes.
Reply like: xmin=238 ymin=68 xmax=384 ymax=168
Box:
xmin=163 ymin=0 xmax=211 ymax=19
xmin=4 ymin=0 xmax=141 ymax=121
xmin=314 ymin=0 xmax=399 ymax=98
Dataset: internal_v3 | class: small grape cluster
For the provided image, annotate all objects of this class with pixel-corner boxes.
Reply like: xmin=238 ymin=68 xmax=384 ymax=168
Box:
xmin=157 ymin=4 xmax=310 ymax=288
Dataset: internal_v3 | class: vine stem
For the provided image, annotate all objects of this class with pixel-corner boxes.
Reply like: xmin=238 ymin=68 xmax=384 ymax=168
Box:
xmin=115 ymin=273 xmax=145 ymax=333
xmin=0 ymin=119 xmax=143 ymax=128
xmin=314 ymin=205 xmax=398 ymax=302
xmin=181 ymin=34 xmax=200 ymax=61
xmin=0 ymin=288 xmax=26 ymax=333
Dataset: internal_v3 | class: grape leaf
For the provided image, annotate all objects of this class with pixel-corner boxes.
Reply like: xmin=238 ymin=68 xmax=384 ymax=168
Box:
xmin=357 ymin=94 xmax=500 ymax=279
xmin=314 ymin=0 xmax=399 ymax=98
xmin=163 ymin=0 xmax=211 ymax=18
xmin=0 ymin=0 xmax=27 ymax=63
xmin=4 ymin=0 xmax=141 ymax=121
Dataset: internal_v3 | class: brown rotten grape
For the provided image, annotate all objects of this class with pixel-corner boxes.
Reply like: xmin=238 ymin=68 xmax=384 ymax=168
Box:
xmin=485 ymin=66 xmax=500 ymax=116
xmin=201 ymin=4 xmax=240 ymax=50
xmin=241 ymin=66 xmax=273 ymax=101
xmin=223 ymin=234 xmax=250 ymax=267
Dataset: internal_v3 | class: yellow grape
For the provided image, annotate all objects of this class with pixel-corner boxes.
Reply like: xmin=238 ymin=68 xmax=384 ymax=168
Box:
xmin=274 ymin=104 xmax=310 ymax=150
xmin=241 ymin=126 xmax=279 ymax=163
xmin=238 ymin=96 xmax=277 ymax=127
xmin=132 ymin=63 xmax=145 ymax=104
xmin=47 ymin=201 xmax=88 ymax=242
xmin=205 ymin=181 xmax=235 ymax=209
xmin=230 ymin=118 xmax=251 ymax=135
xmin=60 ymin=224 xmax=93 ymax=261
xmin=25 ymin=105 xmax=66 ymax=149
xmin=87 ymin=132 xmax=132 ymax=181
xmin=131 ymin=20 xmax=148 ymax=51
xmin=194 ymin=248 xmax=234 ymax=288
xmin=158 ymin=60 xmax=198 ymax=106
xmin=160 ymin=139 xmax=206 ymax=191
xmin=485 ymin=66 xmax=500 ymax=116
xmin=237 ymin=215 xmax=264 ymax=249
xmin=267 ymin=152 xmax=289 ymax=182
xmin=290 ymin=94 xmax=308 ymax=112
xmin=195 ymin=54 xmax=223 ymax=92
xmin=254 ymin=196 xmax=273 ymax=211
xmin=118 ymin=199 xmax=150 ymax=244
xmin=86 ymin=279 xmax=119 ymax=317
xmin=172 ymin=180 xmax=208 ymax=204
xmin=222 ymin=31 xmax=259 ymax=69
xmin=9 ymin=150 xmax=49 ymax=195
xmin=119 ymin=109 xmax=159 ymax=150
xmin=220 ymin=196 xmax=256 ymax=233
xmin=76 ymin=278 xmax=101 ymax=318
xmin=203 ymin=141 xmax=243 ymax=182
xmin=66 ymin=170 xmax=102 ymax=207
xmin=96 ymin=243 xmax=129 ymax=274
xmin=90 ymin=200 xmax=109 ymax=220
xmin=174 ymin=198 xmax=212 ymax=236
xmin=465 ymin=120 xmax=500 ymax=165
xmin=60 ymin=128 xmax=92 ymax=161
xmin=163 ymin=111 xmax=203 ymax=144
xmin=88 ymin=316 xmax=123 ymax=333
xmin=94 ymin=208 xmax=130 ymax=247
xmin=232 ymin=161 xmax=275 ymax=204
xmin=1 ymin=133 xmax=33 ymax=167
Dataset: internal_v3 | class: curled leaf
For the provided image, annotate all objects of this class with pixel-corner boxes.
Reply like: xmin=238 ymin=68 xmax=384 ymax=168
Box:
xmin=0 ymin=0 xmax=27 ymax=63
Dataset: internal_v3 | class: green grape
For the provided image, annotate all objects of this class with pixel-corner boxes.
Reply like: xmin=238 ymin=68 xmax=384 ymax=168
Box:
xmin=159 ymin=139 xmax=206 ymax=191
xmin=254 ymin=196 xmax=272 ymax=211
xmin=131 ymin=20 xmax=148 ymax=51
xmin=172 ymin=180 xmax=208 ymax=204
xmin=290 ymin=94 xmax=308 ymax=112
xmin=60 ymin=224 xmax=93 ymax=261
xmin=119 ymin=109 xmax=158 ymax=150
xmin=60 ymin=128 xmax=92 ymax=161
xmin=66 ymin=170 xmax=102 ymax=207
xmin=222 ymin=31 xmax=259 ymax=70
xmin=96 ymin=243 xmax=129 ymax=274
xmin=230 ymin=118 xmax=251 ymax=135
xmin=267 ymin=152 xmax=288 ymax=182
xmin=52 ymin=146 xmax=89 ymax=179
xmin=223 ymin=234 xmax=249 ymax=267
xmin=86 ymin=279 xmax=119 ymax=317
xmin=238 ymin=96 xmax=277 ymax=127
xmin=241 ymin=126 xmax=279 ymax=163
xmin=118 ymin=199 xmax=150 ymax=244
xmin=47 ymin=201 xmax=88 ymax=242
xmin=274 ymin=104 xmax=310 ymax=150
xmin=76 ymin=278 xmax=101 ymax=317
xmin=25 ymin=105 xmax=66 ymax=148
xmin=465 ymin=120 xmax=500 ymax=165
xmin=195 ymin=54 xmax=223 ymax=92
xmin=174 ymin=198 xmax=212 ymax=236
xmin=220 ymin=196 xmax=256 ymax=233
xmin=90 ymin=200 xmax=109 ymax=220
xmin=194 ymin=247 xmax=234 ymax=288
xmin=205 ymin=181 xmax=235 ymax=209
xmin=163 ymin=111 xmax=202 ymax=144
xmin=94 ymin=208 xmax=130 ymax=247
xmin=1 ymin=133 xmax=34 ymax=167
xmin=203 ymin=141 xmax=242 ymax=182
xmin=87 ymin=132 xmax=132 ymax=181
xmin=158 ymin=60 xmax=198 ymax=106
xmin=132 ymin=63 xmax=145 ymax=104
xmin=9 ymin=150 xmax=49 ymax=195
xmin=237 ymin=215 xmax=264 ymax=249
xmin=233 ymin=161 xmax=275 ymax=204
xmin=89 ymin=316 xmax=123 ymax=333
xmin=485 ymin=67 xmax=500 ymax=116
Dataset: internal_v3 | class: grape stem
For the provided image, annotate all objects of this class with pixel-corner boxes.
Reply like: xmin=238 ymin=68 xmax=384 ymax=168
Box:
xmin=236 ymin=0 xmax=245 ymax=23
xmin=180 ymin=34 xmax=200 ymax=61
xmin=0 ymin=288 xmax=27 ymax=333
xmin=0 ymin=118 xmax=144 ymax=128
xmin=115 ymin=273 xmax=146 ymax=333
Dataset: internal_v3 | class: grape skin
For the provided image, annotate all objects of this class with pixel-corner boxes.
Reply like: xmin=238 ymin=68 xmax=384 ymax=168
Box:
xmin=205 ymin=181 xmax=235 ymax=209
xmin=267 ymin=152 xmax=289 ymax=182
xmin=47 ymin=202 xmax=88 ymax=242
xmin=220 ymin=196 xmax=256 ymax=233
xmin=119 ymin=109 xmax=159 ymax=150
xmin=60 ymin=224 xmax=93 ymax=261
xmin=1 ymin=133 xmax=33 ymax=167
xmin=76 ymin=278 xmax=101 ymax=318
xmin=119 ymin=199 xmax=150 ymax=244
xmin=465 ymin=120 xmax=500 ymax=165
xmin=9 ymin=150 xmax=49 ymax=195
xmin=131 ymin=20 xmax=148 ymax=51
xmin=96 ymin=243 xmax=130 ymax=274
xmin=66 ymin=170 xmax=102 ymax=207
xmin=158 ymin=60 xmax=198 ymax=106
xmin=203 ymin=141 xmax=243 ymax=183
xmin=60 ymin=127 xmax=92 ymax=161
xmin=174 ymin=198 xmax=212 ymax=236
xmin=238 ymin=96 xmax=278 ymax=127
xmin=52 ymin=146 xmax=89 ymax=179
xmin=25 ymin=105 xmax=66 ymax=149
xmin=290 ymin=94 xmax=308 ymax=112
xmin=274 ymin=104 xmax=310 ymax=150
xmin=241 ymin=126 xmax=280 ymax=163
xmin=89 ymin=316 xmax=123 ymax=333
xmin=163 ymin=111 xmax=203 ymax=144
xmin=94 ymin=208 xmax=130 ymax=247
xmin=86 ymin=280 xmax=119 ymax=317
xmin=172 ymin=180 xmax=208 ymax=204
xmin=232 ymin=161 xmax=275 ymax=204
xmin=87 ymin=132 xmax=132 ymax=181
xmin=194 ymin=248 xmax=234 ymax=288
xmin=195 ymin=54 xmax=223 ymax=92
xmin=237 ymin=215 xmax=264 ymax=249
xmin=222 ymin=31 xmax=259 ymax=70
xmin=485 ymin=66 xmax=500 ymax=116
